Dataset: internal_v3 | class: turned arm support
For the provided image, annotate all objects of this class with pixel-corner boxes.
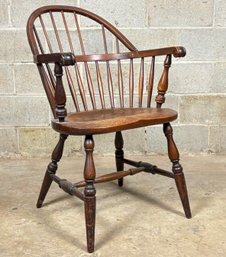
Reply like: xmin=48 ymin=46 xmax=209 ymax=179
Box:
xmin=155 ymin=47 xmax=186 ymax=108
xmin=35 ymin=52 xmax=75 ymax=122
xmin=156 ymin=54 xmax=172 ymax=108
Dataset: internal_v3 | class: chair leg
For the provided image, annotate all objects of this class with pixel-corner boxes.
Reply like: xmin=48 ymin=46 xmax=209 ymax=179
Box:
xmin=163 ymin=123 xmax=192 ymax=219
xmin=36 ymin=134 xmax=68 ymax=208
xmin=84 ymin=135 xmax=96 ymax=253
xmin=115 ymin=131 xmax=124 ymax=187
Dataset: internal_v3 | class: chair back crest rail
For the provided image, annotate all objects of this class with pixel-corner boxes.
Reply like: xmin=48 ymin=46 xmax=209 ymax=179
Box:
xmin=27 ymin=5 xmax=185 ymax=120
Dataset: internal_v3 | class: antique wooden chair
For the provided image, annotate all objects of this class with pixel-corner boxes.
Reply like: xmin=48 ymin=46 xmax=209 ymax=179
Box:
xmin=27 ymin=5 xmax=191 ymax=253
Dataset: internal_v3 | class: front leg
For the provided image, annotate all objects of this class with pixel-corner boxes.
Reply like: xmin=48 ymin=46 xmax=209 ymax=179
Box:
xmin=36 ymin=134 xmax=68 ymax=208
xmin=163 ymin=123 xmax=191 ymax=219
xmin=84 ymin=135 xmax=96 ymax=253
xmin=115 ymin=131 xmax=124 ymax=186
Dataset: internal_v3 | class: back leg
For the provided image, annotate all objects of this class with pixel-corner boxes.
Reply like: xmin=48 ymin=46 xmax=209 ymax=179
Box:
xmin=36 ymin=134 xmax=68 ymax=208
xmin=115 ymin=131 xmax=124 ymax=187
xmin=163 ymin=123 xmax=192 ymax=219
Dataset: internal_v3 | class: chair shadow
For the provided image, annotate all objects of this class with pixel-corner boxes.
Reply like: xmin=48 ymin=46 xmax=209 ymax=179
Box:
xmin=43 ymin=214 xmax=86 ymax=251
xmin=37 ymin=178 xmax=213 ymax=252
xmin=95 ymin=211 xmax=135 ymax=250
xmin=189 ymin=195 xmax=213 ymax=217
xmin=113 ymin=182 xmax=184 ymax=217
xmin=95 ymin=183 xmax=185 ymax=249
xmin=36 ymin=197 xmax=86 ymax=251
xmin=42 ymin=194 xmax=71 ymax=207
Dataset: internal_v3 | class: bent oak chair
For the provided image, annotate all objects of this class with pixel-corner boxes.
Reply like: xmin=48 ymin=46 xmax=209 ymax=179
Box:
xmin=27 ymin=5 xmax=191 ymax=253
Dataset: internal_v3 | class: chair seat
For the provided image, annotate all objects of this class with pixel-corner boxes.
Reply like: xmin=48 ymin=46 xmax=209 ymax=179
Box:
xmin=52 ymin=108 xmax=177 ymax=135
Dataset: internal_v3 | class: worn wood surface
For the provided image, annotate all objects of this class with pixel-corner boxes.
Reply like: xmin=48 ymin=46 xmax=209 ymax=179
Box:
xmin=52 ymin=108 xmax=177 ymax=135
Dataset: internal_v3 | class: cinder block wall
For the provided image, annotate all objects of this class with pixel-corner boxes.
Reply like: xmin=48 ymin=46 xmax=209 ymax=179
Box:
xmin=0 ymin=0 xmax=226 ymax=157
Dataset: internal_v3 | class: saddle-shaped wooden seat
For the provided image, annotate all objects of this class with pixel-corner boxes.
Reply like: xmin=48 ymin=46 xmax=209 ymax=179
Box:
xmin=52 ymin=108 xmax=177 ymax=135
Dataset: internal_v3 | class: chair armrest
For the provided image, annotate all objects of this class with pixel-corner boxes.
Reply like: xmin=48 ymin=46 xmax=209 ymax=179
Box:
xmin=34 ymin=47 xmax=185 ymax=65
xmin=34 ymin=52 xmax=75 ymax=66
xmin=73 ymin=46 xmax=186 ymax=62
xmin=135 ymin=46 xmax=186 ymax=58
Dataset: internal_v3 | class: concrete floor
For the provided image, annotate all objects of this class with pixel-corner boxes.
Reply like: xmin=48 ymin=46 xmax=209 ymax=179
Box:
xmin=0 ymin=154 xmax=226 ymax=257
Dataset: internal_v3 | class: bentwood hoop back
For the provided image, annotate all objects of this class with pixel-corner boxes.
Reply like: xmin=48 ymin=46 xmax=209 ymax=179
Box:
xmin=27 ymin=5 xmax=191 ymax=253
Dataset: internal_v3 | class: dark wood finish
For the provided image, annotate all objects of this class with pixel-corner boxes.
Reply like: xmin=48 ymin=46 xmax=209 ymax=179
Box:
xmin=49 ymin=173 xmax=84 ymax=200
xmin=27 ymin=5 xmax=191 ymax=253
xmin=95 ymin=61 xmax=106 ymax=109
xmin=156 ymin=55 xmax=171 ymax=108
xmin=35 ymin=52 xmax=75 ymax=65
xmin=116 ymin=39 xmax=124 ymax=108
xmin=163 ymin=123 xmax=192 ymax=218
xmin=35 ymin=47 xmax=185 ymax=64
xmin=102 ymin=25 xmax=115 ymax=108
xmin=147 ymin=56 xmax=155 ymax=107
xmin=122 ymin=158 xmax=175 ymax=179
xmin=52 ymin=108 xmax=177 ymax=135
xmin=129 ymin=58 xmax=134 ymax=108
xmin=36 ymin=134 xmax=68 ymax=208
xmin=115 ymin=131 xmax=124 ymax=186
xmin=54 ymin=63 xmax=67 ymax=121
xmin=75 ymin=167 xmax=144 ymax=188
xmin=138 ymin=57 xmax=144 ymax=107
xmin=39 ymin=15 xmax=53 ymax=53
xmin=83 ymin=135 xmax=96 ymax=253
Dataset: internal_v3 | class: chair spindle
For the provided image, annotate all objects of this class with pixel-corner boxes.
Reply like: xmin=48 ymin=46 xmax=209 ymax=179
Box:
xmin=51 ymin=11 xmax=81 ymax=112
xmin=49 ymin=11 xmax=63 ymax=51
xmin=138 ymin=57 xmax=144 ymax=107
xmin=116 ymin=39 xmax=124 ymax=108
xmin=102 ymin=25 xmax=114 ymax=108
xmin=61 ymin=11 xmax=74 ymax=52
xmin=74 ymin=12 xmax=96 ymax=110
xmin=95 ymin=61 xmax=106 ymax=109
xmin=74 ymin=12 xmax=85 ymax=54
xmin=36 ymin=18 xmax=56 ymax=90
xmin=54 ymin=63 xmax=67 ymax=121
xmin=62 ymin=11 xmax=88 ymax=111
xmin=39 ymin=15 xmax=53 ymax=53
xmin=75 ymin=64 xmax=88 ymax=111
xmin=147 ymin=56 xmax=155 ymax=107
xmin=129 ymin=58 xmax=134 ymax=108
xmin=65 ymin=69 xmax=80 ymax=112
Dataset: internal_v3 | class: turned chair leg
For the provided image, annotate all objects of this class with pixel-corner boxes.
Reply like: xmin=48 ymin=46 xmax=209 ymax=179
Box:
xmin=163 ymin=123 xmax=192 ymax=219
xmin=115 ymin=131 xmax=124 ymax=187
xmin=36 ymin=134 xmax=68 ymax=208
xmin=84 ymin=135 xmax=96 ymax=253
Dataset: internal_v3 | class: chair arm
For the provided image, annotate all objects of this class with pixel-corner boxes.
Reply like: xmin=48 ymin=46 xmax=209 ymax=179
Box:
xmin=34 ymin=52 xmax=75 ymax=66
xmin=73 ymin=46 xmax=186 ymax=62
xmin=135 ymin=46 xmax=186 ymax=58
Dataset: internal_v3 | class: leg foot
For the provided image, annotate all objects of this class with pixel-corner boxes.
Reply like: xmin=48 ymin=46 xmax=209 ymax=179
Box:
xmin=173 ymin=161 xmax=192 ymax=219
xmin=36 ymin=161 xmax=57 ymax=208
xmin=84 ymin=181 xmax=96 ymax=253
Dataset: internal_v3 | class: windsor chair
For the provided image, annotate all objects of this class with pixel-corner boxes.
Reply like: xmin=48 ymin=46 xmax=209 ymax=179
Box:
xmin=27 ymin=5 xmax=191 ymax=253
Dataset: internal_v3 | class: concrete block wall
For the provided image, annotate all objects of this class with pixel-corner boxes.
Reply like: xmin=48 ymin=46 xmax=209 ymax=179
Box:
xmin=0 ymin=0 xmax=225 ymax=157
